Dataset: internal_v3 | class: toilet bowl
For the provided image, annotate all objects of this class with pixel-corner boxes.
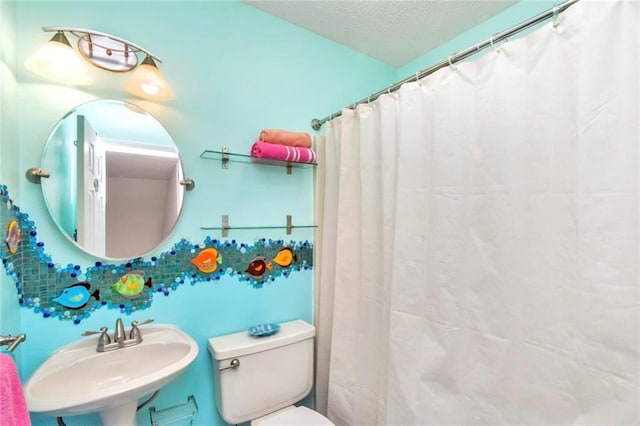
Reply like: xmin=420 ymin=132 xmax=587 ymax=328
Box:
xmin=208 ymin=319 xmax=334 ymax=425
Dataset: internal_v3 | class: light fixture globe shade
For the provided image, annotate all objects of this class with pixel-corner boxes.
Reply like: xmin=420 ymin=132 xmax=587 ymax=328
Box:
xmin=123 ymin=56 xmax=175 ymax=102
xmin=24 ymin=32 xmax=93 ymax=86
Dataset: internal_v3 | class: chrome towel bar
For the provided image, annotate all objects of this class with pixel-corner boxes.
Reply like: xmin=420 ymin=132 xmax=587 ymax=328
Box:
xmin=0 ymin=333 xmax=26 ymax=352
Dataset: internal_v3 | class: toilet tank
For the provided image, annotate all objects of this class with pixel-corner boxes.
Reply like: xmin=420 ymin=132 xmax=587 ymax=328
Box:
xmin=208 ymin=319 xmax=315 ymax=425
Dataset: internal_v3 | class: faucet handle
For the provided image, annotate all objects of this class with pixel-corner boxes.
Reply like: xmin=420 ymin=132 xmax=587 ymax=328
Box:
xmin=82 ymin=326 xmax=111 ymax=347
xmin=129 ymin=318 xmax=154 ymax=341
xmin=82 ymin=326 xmax=108 ymax=337
xmin=131 ymin=318 xmax=154 ymax=328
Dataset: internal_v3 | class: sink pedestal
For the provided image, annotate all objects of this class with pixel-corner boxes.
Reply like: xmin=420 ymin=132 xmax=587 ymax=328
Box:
xmin=99 ymin=400 xmax=138 ymax=426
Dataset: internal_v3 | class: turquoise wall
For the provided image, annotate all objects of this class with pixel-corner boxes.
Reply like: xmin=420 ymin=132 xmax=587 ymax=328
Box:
xmin=0 ymin=1 xmax=21 ymax=343
xmin=5 ymin=1 xmax=395 ymax=425
xmin=1 ymin=0 xmax=566 ymax=424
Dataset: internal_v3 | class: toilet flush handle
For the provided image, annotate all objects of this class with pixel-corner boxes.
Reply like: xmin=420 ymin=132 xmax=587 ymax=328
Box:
xmin=219 ymin=358 xmax=240 ymax=371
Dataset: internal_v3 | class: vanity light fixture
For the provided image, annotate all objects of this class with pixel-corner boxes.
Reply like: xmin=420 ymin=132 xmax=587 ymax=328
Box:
xmin=24 ymin=30 xmax=93 ymax=85
xmin=123 ymin=55 xmax=175 ymax=102
xmin=25 ymin=27 xmax=175 ymax=101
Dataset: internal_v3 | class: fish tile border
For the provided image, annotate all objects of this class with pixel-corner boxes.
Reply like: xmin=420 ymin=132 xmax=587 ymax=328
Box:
xmin=0 ymin=185 xmax=313 ymax=324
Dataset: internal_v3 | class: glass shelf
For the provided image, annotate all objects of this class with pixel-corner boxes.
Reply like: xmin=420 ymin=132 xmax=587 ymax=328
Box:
xmin=200 ymin=149 xmax=317 ymax=173
xmin=200 ymin=225 xmax=317 ymax=230
xmin=200 ymin=225 xmax=317 ymax=238
xmin=201 ymin=215 xmax=315 ymax=237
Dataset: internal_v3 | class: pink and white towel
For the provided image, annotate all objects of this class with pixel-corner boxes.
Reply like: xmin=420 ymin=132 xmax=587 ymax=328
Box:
xmin=251 ymin=141 xmax=316 ymax=164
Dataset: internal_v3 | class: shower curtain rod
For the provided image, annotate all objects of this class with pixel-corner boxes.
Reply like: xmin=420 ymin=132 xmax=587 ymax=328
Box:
xmin=310 ymin=0 xmax=580 ymax=131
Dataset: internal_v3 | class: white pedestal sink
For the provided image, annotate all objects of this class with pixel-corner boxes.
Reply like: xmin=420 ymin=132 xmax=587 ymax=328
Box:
xmin=23 ymin=324 xmax=198 ymax=426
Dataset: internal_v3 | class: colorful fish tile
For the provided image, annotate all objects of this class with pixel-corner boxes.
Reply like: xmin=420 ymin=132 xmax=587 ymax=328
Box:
xmin=52 ymin=282 xmax=100 ymax=310
xmin=5 ymin=220 xmax=20 ymax=254
xmin=111 ymin=270 xmax=152 ymax=299
xmin=272 ymin=247 xmax=296 ymax=268
xmin=191 ymin=248 xmax=222 ymax=273
xmin=245 ymin=256 xmax=273 ymax=278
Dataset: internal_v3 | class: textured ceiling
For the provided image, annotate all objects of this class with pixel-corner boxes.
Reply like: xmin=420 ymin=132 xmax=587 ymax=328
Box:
xmin=243 ymin=0 xmax=517 ymax=67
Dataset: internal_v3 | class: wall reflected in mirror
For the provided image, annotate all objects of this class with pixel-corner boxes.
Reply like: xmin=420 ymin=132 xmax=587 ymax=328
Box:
xmin=41 ymin=99 xmax=185 ymax=260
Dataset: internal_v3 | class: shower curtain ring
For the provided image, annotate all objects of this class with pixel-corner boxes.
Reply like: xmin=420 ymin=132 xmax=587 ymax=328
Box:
xmin=415 ymin=71 xmax=422 ymax=85
xmin=552 ymin=4 xmax=560 ymax=27
xmin=387 ymin=84 xmax=392 ymax=94
xmin=448 ymin=54 xmax=457 ymax=70
xmin=490 ymin=33 xmax=503 ymax=52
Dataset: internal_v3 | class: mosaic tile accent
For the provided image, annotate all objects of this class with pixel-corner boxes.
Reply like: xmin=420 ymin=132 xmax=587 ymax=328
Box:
xmin=0 ymin=185 xmax=313 ymax=324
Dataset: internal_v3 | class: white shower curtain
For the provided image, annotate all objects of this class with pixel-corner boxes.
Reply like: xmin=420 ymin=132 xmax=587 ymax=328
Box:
xmin=316 ymin=0 xmax=639 ymax=424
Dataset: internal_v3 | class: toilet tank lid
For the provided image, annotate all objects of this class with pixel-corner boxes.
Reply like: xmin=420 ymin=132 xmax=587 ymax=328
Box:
xmin=208 ymin=319 xmax=315 ymax=360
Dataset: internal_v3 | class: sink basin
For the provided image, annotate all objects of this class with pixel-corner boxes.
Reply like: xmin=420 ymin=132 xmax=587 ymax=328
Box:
xmin=23 ymin=324 xmax=198 ymax=425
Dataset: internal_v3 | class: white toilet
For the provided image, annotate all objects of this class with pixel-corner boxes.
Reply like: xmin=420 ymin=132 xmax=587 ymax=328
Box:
xmin=208 ymin=319 xmax=334 ymax=425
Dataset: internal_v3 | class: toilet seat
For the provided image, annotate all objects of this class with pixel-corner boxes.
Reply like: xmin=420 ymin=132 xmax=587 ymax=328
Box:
xmin=252 ymin=405 xmax=335 ymax=426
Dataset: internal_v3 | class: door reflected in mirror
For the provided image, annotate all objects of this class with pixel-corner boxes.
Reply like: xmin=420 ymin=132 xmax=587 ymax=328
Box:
xmin=41 ymin=99 xmax=185 ymax=260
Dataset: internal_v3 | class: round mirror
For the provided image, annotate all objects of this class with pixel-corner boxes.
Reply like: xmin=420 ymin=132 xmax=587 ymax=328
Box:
xmin=41 ymin=99 xmax=185 ymax=260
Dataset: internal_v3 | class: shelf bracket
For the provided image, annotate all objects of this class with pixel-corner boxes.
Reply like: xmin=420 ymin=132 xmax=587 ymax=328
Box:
xmin=221 ymin=146 xmax=229 ymax=169
xmin=286 ymin=163 xmax=292 ymax=175
xmin=286 ymin=215 xmax=292 ymax=235
xmin=222 ymin=215 xmax=229 ymax=237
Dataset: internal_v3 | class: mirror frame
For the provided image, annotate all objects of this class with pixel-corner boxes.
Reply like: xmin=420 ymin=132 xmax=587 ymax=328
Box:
xmin=39 ymin=99 xmax=187 ymax=260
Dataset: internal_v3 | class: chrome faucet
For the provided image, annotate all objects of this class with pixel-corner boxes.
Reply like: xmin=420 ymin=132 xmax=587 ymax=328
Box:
xmin=83 ymin=318 xmax=154 ymax=352
xmin=114 ymin=318 xmax=126 ymax=343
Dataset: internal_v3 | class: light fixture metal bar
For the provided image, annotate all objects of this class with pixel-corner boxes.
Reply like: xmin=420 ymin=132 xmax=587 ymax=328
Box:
xmin=41 ymin=26 xmax=162 ymax=62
